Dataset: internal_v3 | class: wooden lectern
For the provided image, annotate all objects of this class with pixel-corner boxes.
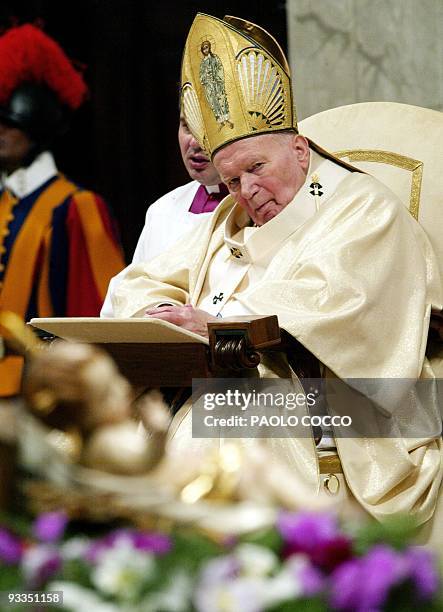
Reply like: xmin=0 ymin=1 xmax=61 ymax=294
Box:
xmin=29 ymin=316 xmax=284 ymax=387
xmin=29 ymin=311 xmax=442 ymax=388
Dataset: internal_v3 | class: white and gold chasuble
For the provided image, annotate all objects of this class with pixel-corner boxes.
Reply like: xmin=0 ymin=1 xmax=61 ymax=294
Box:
xmin=113 ymin=150 xmax=443 ymax=526
xmin=197 ymin=151 xmax=349 ymax=317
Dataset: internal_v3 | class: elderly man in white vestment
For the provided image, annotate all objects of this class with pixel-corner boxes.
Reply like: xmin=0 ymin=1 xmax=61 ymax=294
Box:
xmin=111 ymin=14 xmax=443 ymax=535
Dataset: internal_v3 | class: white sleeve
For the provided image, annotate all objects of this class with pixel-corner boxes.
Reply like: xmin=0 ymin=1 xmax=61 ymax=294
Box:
xmin=100 ymin=268 xmax=129 ymax=317
xmin=101 ymin=182 xmax=200 ymax=317
xmin=132 ymin=221 xmax=150 ymax=264
xmin=100 ymin=208 xmax=150 ymax=317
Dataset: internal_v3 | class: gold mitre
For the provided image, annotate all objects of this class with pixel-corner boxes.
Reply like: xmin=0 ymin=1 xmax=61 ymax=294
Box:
xmin=181 ymin=13 xmax=296 ymax=158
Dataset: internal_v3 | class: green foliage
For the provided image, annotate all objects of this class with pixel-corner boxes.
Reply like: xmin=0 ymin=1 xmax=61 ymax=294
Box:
xmin=59 ymin=558 xmax=93 ymax=589
xmin=0 ymin=511 xmax=31 ymax=539
xmin=353 ymin=515 xmax=418 ymax=555
xmin=242 ymin=527 xmax=283 ymax=555
xmin=0 ymin=563 xmax=22 ymax=591
xmin=269 ymin=598 xmax=327 ymax=612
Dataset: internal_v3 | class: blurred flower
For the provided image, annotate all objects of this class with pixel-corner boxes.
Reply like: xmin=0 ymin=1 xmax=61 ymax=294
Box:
xmin=278 ymin=511 xmax=352 ymax=571
xmin=330 ymin=545 xmax=405 ymax=611
xmin=91 ymin=536 xmax=155 ymax=601
xmin=49 ymin=581 xmax=119 ymax=612
xmin=61 ymin=536 xmax=91 ymax=560
xmin=130 ymin=530 xmax=171 ymax=554
xmin=235 ymin=543 xmax=278 ymax=577
xmin=285 ymin=554 xmax=324 ymax=597
xmin=195 ymin=574 xmax=268 ymax=612
xmin=197 ymin=554 xmax=240 ymax=585
xmin=194 ymin=547 xmax=322 ymax=612
xmin=86 ymin=528 xmax=170 ymax=563
xmin=195 ymin=553 xmax=264 ymax=611
xmin=140 ymin=569 xmax=194 ymax=612
xmin=32 ymin=511 xmax=68 ymax=543
xmin=278 ymin=511 xmax=338 ymax=548
xmin=403 ymin=547 xmax=439 ymax=601
xmin=1 ymin=510 xmax=441 ymax=611
xmin=0 ymin=526 xmax=23 ymax=565
xmin=262 ymin=554 xmax=323 ymax=607
xmin=22 ymin=543 xmax=62 ymax=588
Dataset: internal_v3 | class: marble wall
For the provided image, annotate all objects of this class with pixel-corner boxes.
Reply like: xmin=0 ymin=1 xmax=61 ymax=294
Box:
xmin=287 ymin=0 xmax=443 ymax=119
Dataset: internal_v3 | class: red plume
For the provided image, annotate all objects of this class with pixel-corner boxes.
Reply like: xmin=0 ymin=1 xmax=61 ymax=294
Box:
xmin=0 ymin=24 xmax=88 ymax=109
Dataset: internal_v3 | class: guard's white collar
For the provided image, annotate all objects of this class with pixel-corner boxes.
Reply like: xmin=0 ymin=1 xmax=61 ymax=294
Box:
xmin=0 ymin=151 xmax=58 ymax=198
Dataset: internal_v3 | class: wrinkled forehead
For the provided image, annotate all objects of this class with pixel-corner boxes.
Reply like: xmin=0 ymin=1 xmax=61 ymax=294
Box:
xmin=214 ymin=132 xmax=292 ymax=165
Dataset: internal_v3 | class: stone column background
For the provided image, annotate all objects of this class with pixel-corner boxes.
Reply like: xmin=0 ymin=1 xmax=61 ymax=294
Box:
xmin=287 ymin=0 xmax=443 ymax=120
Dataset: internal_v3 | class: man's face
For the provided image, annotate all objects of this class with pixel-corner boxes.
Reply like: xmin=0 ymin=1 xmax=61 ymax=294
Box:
xmin=214 ymin=133 xmax=310 ymax=226
xmin=178 ymin=116 xmax=220 ymax=186
xmin=0 ymin=119 xmax=34 ymax=174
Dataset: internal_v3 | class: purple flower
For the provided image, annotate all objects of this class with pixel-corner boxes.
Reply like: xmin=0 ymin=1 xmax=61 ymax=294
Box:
xmin=330 ymin=544 xmax=441 ymax=611
xmin=35 ymin=553 xmax=62 ymax=586
xmin=32 ymin=511 xmax=68 ymax=543
xmin=278 ymin=512 xmax=352 ymax=571
xmin=131 ymin=531 xmax=171 ymax=554
xmin=22 ymin=544 xmax=62 ymax=588
xmin=299 ymin=560 xmax=324 ymax=596
xmin=86 ymin=528 xmax=171 ymax=563
xmin=329 ymin=557 xmax=362 ymax=611
xmin=330 ymin=545 xmax=405 ymax=611
xmin=278 ymin=512 xmax=339 ymax=548
xmin=0 ymin=527 xmax=22 ymax=565
xmin=282 ymin=554 xmax=325 ymax=597
xmin=404 ymin=547 xmax=440 ymax=601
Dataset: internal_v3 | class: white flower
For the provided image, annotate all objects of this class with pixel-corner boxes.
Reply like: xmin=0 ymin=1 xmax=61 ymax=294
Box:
xmin=261 ymin=563 xmax=303 ymax=608
xmin=262 ymin=554 xmax=324 ymax=607
xmin=195 ymin=546 xmax=282 ymax=612
xmin=48 ymin=581 xmax=119 ymax=612
xmin=140 ymin=570 xmax=194 ymax=612
xmin=91 ymin=537 xmax=155 ymax=601
xmin=235 ymin=543 xmax=278 ymax=577
xmin=195 ymin=575 xmax=268 ymax=612
xmin=61 ymin=536 xmax=91 ymax=560
xmin=198 ymin=555 xmax=239 ymax=585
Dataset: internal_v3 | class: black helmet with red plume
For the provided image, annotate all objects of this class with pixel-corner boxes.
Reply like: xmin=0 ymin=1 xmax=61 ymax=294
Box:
xmin=0 ymin=24 xmax=88 ymax=148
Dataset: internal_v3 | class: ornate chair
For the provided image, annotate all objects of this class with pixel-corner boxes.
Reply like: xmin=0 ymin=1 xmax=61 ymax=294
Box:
xmin=299 ymin=101 xmax=443 ymax=347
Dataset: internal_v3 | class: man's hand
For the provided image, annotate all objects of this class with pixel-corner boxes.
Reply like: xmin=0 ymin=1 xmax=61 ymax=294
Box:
xmin=144 ymin=305 xmax=217 ymax=338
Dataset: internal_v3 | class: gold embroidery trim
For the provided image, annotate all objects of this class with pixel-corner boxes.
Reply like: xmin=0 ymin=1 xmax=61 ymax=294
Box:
xmin=333 ymin=149 xmax=423 ymax=220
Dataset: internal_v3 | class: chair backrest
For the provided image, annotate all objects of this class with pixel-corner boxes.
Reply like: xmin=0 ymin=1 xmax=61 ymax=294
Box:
xmin=299 ymin=102 xmax=443 ymax=287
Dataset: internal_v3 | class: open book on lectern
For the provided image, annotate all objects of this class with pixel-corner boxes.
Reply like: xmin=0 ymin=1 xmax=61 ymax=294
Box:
xmin=29 ymin=317 xmax=209 ymax=345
